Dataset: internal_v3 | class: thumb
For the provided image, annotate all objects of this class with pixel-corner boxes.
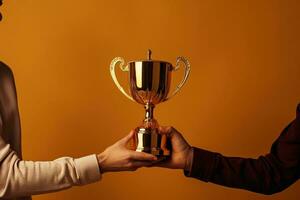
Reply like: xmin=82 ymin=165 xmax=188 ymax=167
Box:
xmin=159 ymin=126 xmax=177 ymax=138
xmin=159 ymin=126 xmax=172 ymax=135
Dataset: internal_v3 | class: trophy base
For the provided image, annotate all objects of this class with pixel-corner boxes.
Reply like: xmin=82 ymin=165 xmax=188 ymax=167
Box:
xmin=135 ymin=127 xmax=171 ymax=159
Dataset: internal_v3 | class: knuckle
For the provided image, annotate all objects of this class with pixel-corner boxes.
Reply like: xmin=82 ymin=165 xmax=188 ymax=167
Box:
xmin=170 ymin=127 xmax=180 ymax=135
xmin=127 ymin=162 xmax=134 ymax=168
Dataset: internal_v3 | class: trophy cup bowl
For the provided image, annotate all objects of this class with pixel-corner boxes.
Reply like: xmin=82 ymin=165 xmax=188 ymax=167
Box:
xmin=110 ymin=50 xmax=190 ymax=158
xmin=129 ymin=60 xmax=171 ymax=105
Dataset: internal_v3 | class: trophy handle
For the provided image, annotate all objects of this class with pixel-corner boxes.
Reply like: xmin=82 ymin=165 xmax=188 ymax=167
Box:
xmin=110 ymin=57 xmax=134 ymax=101
xmin=164 ymin=56 xmax=191 ymax=101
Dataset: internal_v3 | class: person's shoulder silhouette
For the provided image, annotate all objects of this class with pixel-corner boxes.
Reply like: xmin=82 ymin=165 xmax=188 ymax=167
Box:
xmin=0 ymin=61 xmax=16 ymax=113
xmin=0 ymin=61 xmax=13 ymax=80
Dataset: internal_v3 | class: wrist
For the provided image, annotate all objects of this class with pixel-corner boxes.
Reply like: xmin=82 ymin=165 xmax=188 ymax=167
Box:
xmin=184 ymin=147 xmax=193 ymax=171
xmin=97 ymin=152 xmax=107 ymax=174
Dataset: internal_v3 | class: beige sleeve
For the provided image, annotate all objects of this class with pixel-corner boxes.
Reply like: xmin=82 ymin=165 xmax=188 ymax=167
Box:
xmin=0 ymin=138 xmax=101 ymax=198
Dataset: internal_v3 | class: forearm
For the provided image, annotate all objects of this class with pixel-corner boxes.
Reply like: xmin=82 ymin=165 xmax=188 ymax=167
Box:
xmin=185 ymin=105 xmax=300 ymax=194
xmin=186 ymin=147 xmax=295 ymax=194
xmin=185 ymin=147 xmax=296 ymax=194
xmin=0 ymin=149 xmax=101 ymax=198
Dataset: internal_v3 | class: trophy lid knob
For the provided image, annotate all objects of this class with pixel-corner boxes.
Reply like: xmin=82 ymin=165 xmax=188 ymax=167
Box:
xmin=147 ymin=49 xmax=152 ymax=60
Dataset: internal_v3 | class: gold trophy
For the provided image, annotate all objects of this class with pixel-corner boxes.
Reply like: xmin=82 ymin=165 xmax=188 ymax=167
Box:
xmin=110 ymin=50 xmax=190 ymax=158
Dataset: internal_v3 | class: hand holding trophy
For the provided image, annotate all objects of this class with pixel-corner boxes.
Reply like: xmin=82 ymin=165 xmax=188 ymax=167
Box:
xmin=110 ymin=50 xmax=191 ymax=159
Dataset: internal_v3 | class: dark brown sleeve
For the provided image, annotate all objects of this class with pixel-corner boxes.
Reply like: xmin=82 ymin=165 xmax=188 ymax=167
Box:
xmin=0 ymin=61 xmax=22 ymax=157
xmin=185 ymin=104 xmax=300 ymax=195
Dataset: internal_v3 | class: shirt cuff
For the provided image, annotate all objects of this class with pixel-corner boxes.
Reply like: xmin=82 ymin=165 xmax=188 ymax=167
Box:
xmin=184 ymin=147 xmax=216 ymax=182
xmin=74 ymin=154 xmax=101 ymax=185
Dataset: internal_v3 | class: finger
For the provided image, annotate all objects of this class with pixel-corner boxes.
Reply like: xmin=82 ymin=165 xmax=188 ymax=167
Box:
xmin=131 ymin=161 xmax=155 ymax=168
xmin=119 ymin=129 xmax=135 ymax=145
xmin=159 ymin=126 xmax=179 ymax=138
xmin=158 ymin=126 xmax=171 ymax=134
xmin=129 ymin=151 xmax=157 ymax=161
xmin=152 ymin=160 xmax=172 ymax=168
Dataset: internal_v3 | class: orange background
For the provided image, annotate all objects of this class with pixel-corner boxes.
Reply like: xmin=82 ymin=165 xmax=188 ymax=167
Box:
xmin=0 ymin=0 xmax=300 ymax=200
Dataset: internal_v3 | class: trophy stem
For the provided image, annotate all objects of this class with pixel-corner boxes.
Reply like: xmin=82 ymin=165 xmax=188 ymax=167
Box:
xmin=144 ymin=103 xmax=155 ymax=122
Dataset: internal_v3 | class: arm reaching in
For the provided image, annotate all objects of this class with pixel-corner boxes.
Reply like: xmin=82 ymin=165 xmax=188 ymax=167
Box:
xmin=156 ymin=104 xmax=300 ymax=195
xmin=0 ymin=130 xmax=156 ymax=198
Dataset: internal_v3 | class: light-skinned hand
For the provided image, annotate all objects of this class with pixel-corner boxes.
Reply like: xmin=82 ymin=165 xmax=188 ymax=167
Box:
xmin=97 ymin=130 xmax=157 ymax=173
